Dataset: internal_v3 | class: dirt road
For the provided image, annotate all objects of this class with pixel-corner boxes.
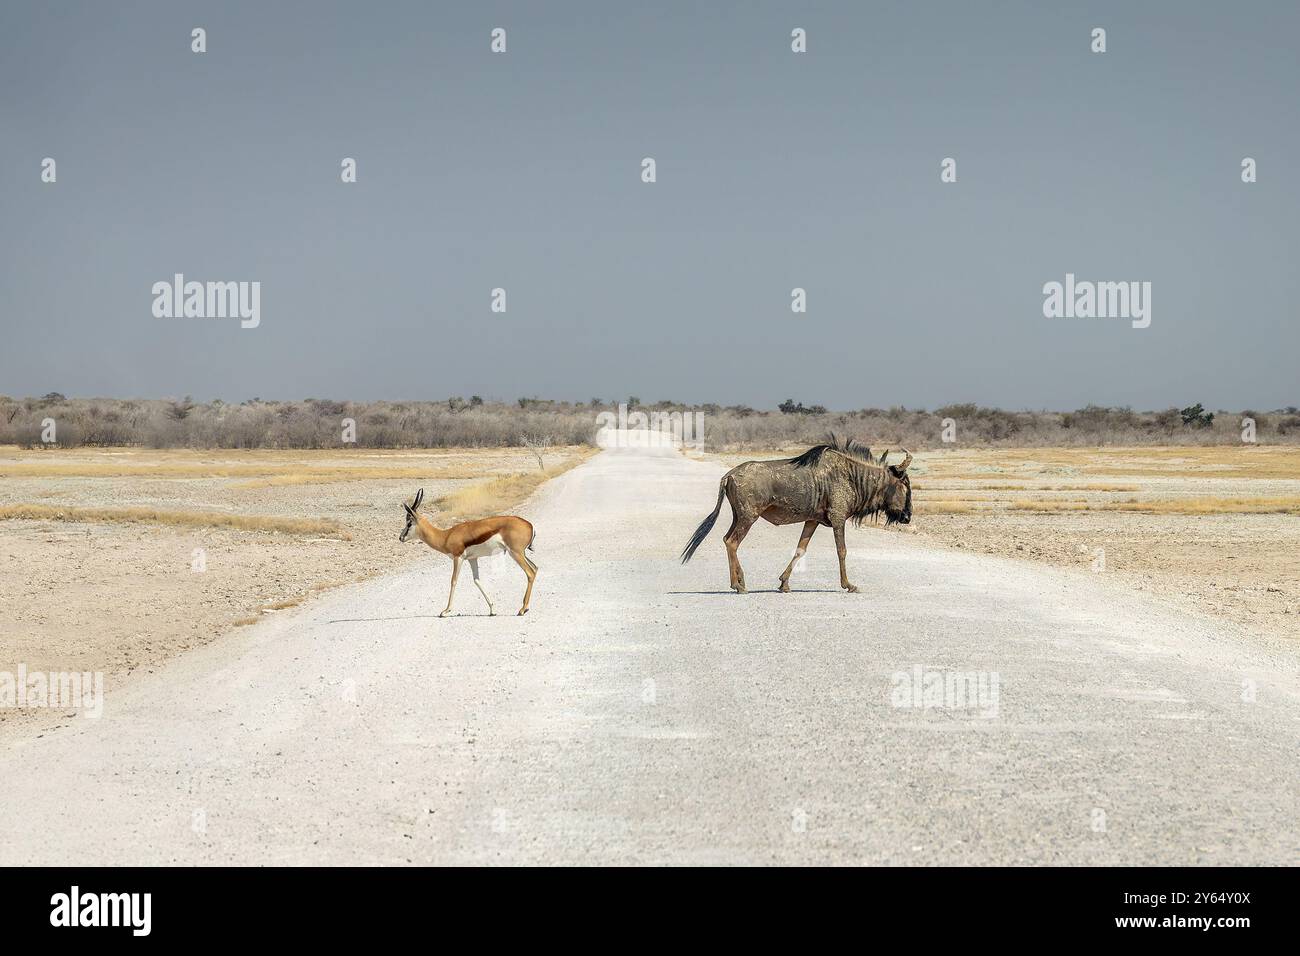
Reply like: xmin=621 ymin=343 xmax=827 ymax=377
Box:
xmin=2 ymin=447 xmax=1296 ymax=864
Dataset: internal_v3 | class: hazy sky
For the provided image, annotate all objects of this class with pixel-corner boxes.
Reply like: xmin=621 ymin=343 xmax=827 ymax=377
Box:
xmin=2 ymin=1 xmax=1296 ymax=410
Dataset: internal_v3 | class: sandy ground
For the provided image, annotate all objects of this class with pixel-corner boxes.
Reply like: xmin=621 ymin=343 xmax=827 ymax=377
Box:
xmin=0 ymin=446 xmax=1297 ymax=865
xmin=706 ymin=445 xmax=1300 ymax=642
xmin=0 ymin=446 xmax=587 ymax=736
xmin=915 ymin=511 xmax=1299 ymax=641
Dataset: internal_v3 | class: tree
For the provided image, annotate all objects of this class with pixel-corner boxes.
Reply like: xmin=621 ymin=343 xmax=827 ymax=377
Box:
xmin=778 ymin=399 xmax=827 ymax=416
xmin=519 ymin=432 xmax=551 ymax=470
xmin=1179 ymin=403 xmax=1214 ymax=428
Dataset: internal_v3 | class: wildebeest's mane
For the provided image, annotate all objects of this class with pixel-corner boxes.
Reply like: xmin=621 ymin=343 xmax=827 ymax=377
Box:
xmin=788 ymin=433 xmax=876 ymax=468
xmin=787 ymin=434 xmax=892 ymax=528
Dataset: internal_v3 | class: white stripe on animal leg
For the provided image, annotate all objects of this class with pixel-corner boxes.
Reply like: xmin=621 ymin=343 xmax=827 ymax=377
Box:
xmin=470 ymin=558 xmax=495 ymax=615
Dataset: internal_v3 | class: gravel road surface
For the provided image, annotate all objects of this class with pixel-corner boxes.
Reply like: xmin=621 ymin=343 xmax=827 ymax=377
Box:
xmin=2 ymin=447 xmax=1296 ymax=864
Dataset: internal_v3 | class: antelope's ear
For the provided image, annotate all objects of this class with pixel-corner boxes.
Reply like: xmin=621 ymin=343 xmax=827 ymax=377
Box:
xmin=403 ymin=502 xmax=415 ymax=517
xmin=413 ymin=488 xmax=424 ymax=509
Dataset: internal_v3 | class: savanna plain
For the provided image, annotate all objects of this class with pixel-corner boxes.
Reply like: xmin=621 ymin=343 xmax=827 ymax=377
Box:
xmin=2 ymin=441 xmax=1297 ymax=741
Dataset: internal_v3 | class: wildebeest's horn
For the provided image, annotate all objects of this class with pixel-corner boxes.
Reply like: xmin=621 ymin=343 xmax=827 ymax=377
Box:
xmin=897 ymin=450 xmax=913 ymax=472
xmin=878 ymin=450 xmax=888 ymax=466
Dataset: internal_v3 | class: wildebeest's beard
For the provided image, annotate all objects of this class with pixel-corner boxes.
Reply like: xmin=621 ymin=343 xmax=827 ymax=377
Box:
xmin=798 ymin=448 xmax=892 ymax=528
xmin=803 ymin=449 xmax=910 ymax=527
xmin=882 ymin=476 xmax=912 ymax=525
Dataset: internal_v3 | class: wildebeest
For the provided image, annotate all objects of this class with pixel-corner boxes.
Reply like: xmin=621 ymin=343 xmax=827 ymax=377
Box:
xmin=680 ymin=436 xmax=912 ymax=593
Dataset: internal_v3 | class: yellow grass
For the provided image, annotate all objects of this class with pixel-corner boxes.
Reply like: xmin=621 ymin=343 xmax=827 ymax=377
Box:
xmin=1100 ymin=497 xmax=1300 ymax=515
xmin=1002 ymin=497 xmax=1300 ymax=515
xmin=228 ymin=468 xmax=478 ymax=489
xmin=1007 ymin=500 xmax=1091 ymax=511
xmin=922 ymin=483 xmax=1140 ymax=492
xmin=433 ymin=451 xmax=595 ymax=521
xmin=920 ymin=500 xmax=982 ymax=513
xmin=0 ymin=504 xmax=346 ymax=536
xmin=234 ymin=581 xmax=352 ymax=626
xmin=0 ymin=446 xmax=587 ymax=483
xmin=925 ymin=446 xmax=1300 ymax=481
xmin=0 ymin=462 xmax=481 ymax=482
xmin=714 ymin=445 xmax=1300 ymax=481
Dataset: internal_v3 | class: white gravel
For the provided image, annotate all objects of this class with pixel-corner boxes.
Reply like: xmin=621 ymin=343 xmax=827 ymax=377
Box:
xmin=1 ymin=446 xmax=1296 ymax=864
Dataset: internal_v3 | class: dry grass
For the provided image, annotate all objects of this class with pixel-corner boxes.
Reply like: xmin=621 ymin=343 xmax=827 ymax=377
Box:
xmin=0 ymin=504 xmax=346 ymax=537
xmin=234 ymin=581 xmax=354 ymax=626
xmin=921 ymin=482 xmax=1141 ymax=492
xmin=1007 ymin=500 xmax=1092 ymax=512
xmin=710 ymin=445 xmax=1300 ymax=519
xmin=228 ymin=468 xmax=477 ymax=489
xmin=433 ymin=451 xmax=595 ymax=521
xmin=0 ymin=461 xmax=478 ymax=482
xmin=1004 ymin=497 xmax=1300 ymax=515
xmin=926 ymin=446 xmax=1300 ymax=481
xmin=0 ymin=446 xmax=593 ymax=492
xmin=919 ymin=500 xmax=981 ymax=513
xmin=1100 ymin=497 xmax=1300 ymax=515
xmin=717 ymin=445 xmax=1300 ymax=482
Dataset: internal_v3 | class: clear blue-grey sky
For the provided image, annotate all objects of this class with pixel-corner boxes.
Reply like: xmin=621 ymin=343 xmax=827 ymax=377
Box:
xmin=2 ymin=1 xmax=1296 ymax=410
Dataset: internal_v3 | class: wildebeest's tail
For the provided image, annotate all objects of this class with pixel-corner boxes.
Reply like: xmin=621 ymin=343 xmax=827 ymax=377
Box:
xmin=681 ymin=477 xmax=729 ymax=563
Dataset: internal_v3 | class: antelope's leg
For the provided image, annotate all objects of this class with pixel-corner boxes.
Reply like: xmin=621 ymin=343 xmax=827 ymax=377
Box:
xmin=778 ymin=520 xmax=819 ymax=592
xmin=723 ymin=514 xmax=757 ymax=594
xmin=440 ymin=555 xmax=463 ymax=617
xmin=833 ymin=522 xmax=858 ymax=593
xmin=469 ymin=558 xmax=495 ymax=615
xmin=508 ymin=548 xmax=536 ymax=615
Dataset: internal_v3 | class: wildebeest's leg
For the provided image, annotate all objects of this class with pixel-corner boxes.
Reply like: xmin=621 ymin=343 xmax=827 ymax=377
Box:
xmin=722 ymin=514 xmax=741 ymax=590
xmin=778 ymin=520 xmax=818 ymax=592
xmin=832 ymin=522 xmax=859 ymax=593
xmin=441 ymin=555 xmax=463 ymax=617
xmin=724 ymin=514 xmax=757 ymax=593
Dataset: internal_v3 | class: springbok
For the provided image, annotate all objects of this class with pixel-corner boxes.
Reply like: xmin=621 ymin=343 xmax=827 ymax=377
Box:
xmin=399 ymin=488 xmax=538 ymax=617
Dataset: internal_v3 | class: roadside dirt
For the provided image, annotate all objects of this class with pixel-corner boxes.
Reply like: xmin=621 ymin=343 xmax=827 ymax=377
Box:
xmin=704 ymin=445 xmax=1300 ymax=642
xmin=0 ymin=447 xmax=587 ymax=736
